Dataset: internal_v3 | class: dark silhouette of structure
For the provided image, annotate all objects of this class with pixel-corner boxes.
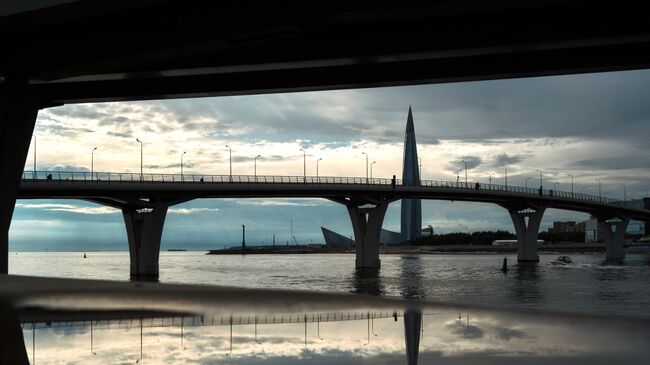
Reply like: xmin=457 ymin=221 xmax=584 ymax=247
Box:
xmin=3 ymin=1 xmax=650 ymax=275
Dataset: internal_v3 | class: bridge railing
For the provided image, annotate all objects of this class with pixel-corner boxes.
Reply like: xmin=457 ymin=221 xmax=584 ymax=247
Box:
xmin=21 ymin=171 xmax=645 ymax=210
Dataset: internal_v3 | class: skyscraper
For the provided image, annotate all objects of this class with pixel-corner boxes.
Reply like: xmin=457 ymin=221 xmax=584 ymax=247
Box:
xmin=401 ymin=106 xmax=422 ymax=242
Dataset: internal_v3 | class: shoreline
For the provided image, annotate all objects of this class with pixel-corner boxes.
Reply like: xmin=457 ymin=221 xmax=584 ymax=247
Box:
xmin=207 ymin=243 xmax=616 ymax=255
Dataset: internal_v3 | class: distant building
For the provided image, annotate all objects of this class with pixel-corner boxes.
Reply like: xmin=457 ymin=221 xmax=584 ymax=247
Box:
xmin=401 ymin=106 xmax=422 ymax=242
xmin=548 ymin=221 xmax=585 ymax=234
xmin=321 ymin=227 xmax=354 ymax=248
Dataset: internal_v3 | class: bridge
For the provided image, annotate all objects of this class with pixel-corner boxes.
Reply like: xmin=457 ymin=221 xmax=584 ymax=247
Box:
xmin=4 ymin=1 xmax=650 ymax=278
xmin=18 ymin=171 xmax=650 ymax=280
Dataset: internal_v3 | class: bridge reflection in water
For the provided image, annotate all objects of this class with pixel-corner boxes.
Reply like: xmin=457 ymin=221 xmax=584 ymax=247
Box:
xmin=15 ymin=306 xmax=650 ymax=364
xmin=17 ymin=171 xmax=650 ymax=280
xmin=2 ymin=275 xmax=649 ymax=365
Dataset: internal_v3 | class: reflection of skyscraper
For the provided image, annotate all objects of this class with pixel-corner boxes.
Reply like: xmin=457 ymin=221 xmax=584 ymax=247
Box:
xmin=401 ymin=106 xmax=422 ymax=242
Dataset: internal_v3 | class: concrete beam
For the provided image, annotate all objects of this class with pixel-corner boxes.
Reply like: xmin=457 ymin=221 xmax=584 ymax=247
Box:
xmin=123 ymin=200 xmax=169 ymax=281
xmin=508 ymin=208 xmax=546 ymax=262
xmin=600 ymin=218 xmax=630 ymax=261
xmin=0 ymin=80 xmax=39 ymax=274
xmin=404 ymin=310 xmax=422 ymax=365
xmin=346 ymin=201 xmax=389 ymax=269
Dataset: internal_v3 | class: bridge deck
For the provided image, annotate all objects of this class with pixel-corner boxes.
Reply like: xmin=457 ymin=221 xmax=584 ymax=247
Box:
xmin=18 ymin=171 xmax=650 ymax=220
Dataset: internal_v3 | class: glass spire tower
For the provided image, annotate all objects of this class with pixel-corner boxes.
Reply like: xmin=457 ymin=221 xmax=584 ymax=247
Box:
xmin=401 ymin=106 xmax=422 ymax=242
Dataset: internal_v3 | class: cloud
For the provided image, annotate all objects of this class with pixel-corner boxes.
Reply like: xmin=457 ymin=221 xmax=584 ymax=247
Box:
xmin=494 ymin=153 xmax=524 ymax=166
xmin=168 ymin=208 xmax=220 ymax=214
xmin=15 ymin=203 xmax=117 ymax=215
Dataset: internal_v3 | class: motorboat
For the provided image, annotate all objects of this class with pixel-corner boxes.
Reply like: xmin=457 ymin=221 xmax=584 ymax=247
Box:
xmin=550 ymin=256 xmax=574 ymax=266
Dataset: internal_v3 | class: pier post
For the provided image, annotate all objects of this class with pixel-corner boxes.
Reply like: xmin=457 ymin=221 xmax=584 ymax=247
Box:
xmin=123 ymin=201 xmax=169 ymax=281
xmin=508 ymin=207 xmax=546 ymax=262
xmin=404 ymin=310 xmax=422 ymax=365
xmin=346 ymin=201 xmax=389 ymax=269
xmin=600 ymin=218 xmax=630 ymax=261
xmin=0 ymin=80 xmax=39 ymax=274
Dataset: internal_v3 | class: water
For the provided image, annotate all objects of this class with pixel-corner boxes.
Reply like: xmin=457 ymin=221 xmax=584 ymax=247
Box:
xmin=10 ymin=252 xmax=650 ymax=317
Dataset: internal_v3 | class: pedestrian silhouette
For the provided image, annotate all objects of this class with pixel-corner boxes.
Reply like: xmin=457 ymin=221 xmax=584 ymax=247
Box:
xmin=391 ymin=175 xmax=396 ymax=189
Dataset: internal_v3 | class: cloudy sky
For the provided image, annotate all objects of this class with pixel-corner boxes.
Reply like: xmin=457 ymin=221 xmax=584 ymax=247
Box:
xmin=10 ymin=69 xmax=650 ymax=251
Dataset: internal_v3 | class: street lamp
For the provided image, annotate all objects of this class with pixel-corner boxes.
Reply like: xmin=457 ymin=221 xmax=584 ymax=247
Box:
xmin=91 ymin=147 xmax=97 ymax=180
xmin=370 ymin=161 xmax=376 ymax=180
xmin=225 ymin=145 xmax=232 ymax=181
xmin=525 ymin=176 xmax=532 ymax=189
xmin=136 ymin=138 xmax=143 ymax=181
xmin=316 ymin=158 xmax=323 ymax=179
xmin=553 ymin=182 xmax=559 ymax=191
xmin=362 ymin=152 xmax=368 ymax=183
xmin=596 ymin=178 xmax=602 ymax=198
xmin=254 ymin=154 xmax=261 ymax=180
xmin=535 ymin=169 xmax=543 ymax=189
xmin=460 ymin=159 xmax=468 ymax=185
xmin=456 ymin=168 xmax=463 ymax=183
xmin=500 ymin=164 xmax=508 ymax=188
xmin=181 ymin=151 xmax=186 ymax=181
xmin=300 ymin=148 xmax=306 ymax=182
xmin=489 ymin=172 xmax=494 ymax=185
xmin=567 ymin=173 xmax=574 ymax=195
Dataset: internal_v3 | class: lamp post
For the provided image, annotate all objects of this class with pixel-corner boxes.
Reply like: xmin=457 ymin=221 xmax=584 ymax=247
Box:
xmin=567 ymin=173 xmax=574 ymax=195
xmin=461 ymin=159 xmax=468 ymax=185
xmin=316 ymin=158 xmax=322 ymax=179
xmin=300 ymin=148 xmax=306 ymax=182
xmin=181 ymin=151 xmax=186 ymax=181
xmin=489 ymin=173 xmax=494 ymax=185
xmin=501 ymin=164 xmax=508 ymax=188
xmin=370 ymin=161 xmax=376 ymax=180
xmin=254 ymin=154 xmax=261 ymax=180
xmin=456 ymin=168 xmax=462 ymax=183
xmin=362 ymin=152 xmax=368 ymax=183
xmin=525 ymin=176 xmax=531 ymax=189
xmin=553 ymin=182 xmax=559 ymax=191
xmin=535 ymin=169 xmax=542 ymax=189
xmin=596 ymin=178 xmax=602 ymax=198
xmin=136 ymin=138 xmax=143 ymax=181
xmin=91 ymin=147 xmax=97 ymax=180
xmin=225 ymin=145 xmax=232 ymax=181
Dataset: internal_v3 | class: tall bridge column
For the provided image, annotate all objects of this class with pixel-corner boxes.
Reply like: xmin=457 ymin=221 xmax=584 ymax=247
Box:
xmin=508 ymin=207 xmax=546 ymax=262
xmin=600 ymin=218 xmax=630 ymax=261
xmin=123 ymin=201 xmax=169 ymax=281
xmin=347 ymin=201 xmax=389 ymax=269
xmin=0 ymin=80 xmax=39 ymax=274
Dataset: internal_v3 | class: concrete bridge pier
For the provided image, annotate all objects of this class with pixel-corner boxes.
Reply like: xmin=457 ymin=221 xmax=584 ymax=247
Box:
xmin=600 ymin=218 xmax=630 ymax=261
xmin=403 ymin=310 xmax=422 ymax=365
xmin=123 ymin=201 xmax=169 ymax=281
xmin=346 ymin=201 xmax=389 ymax=269
xmin=508 ymin=207 xmax=546 ymax=263
xmin=0 ymin=80 xmax=39 ymax=274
